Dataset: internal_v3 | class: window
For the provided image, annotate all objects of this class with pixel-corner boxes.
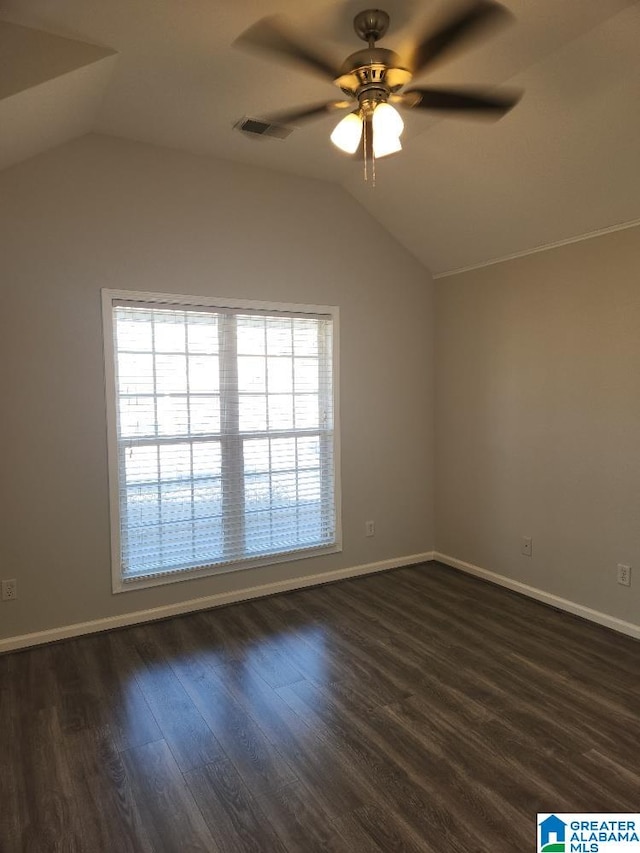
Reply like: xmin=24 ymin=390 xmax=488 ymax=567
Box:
xmin=102 ymin=290 xmax=340 ymax=591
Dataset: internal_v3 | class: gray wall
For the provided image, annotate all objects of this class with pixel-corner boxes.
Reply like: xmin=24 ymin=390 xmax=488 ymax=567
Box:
xmin=6 ymin=130 xmax=635 ymax=644
xmin=0 ymin=134 xmax=435 ymax=641
xmin=435 ymin=226 xmax=640 ymax=625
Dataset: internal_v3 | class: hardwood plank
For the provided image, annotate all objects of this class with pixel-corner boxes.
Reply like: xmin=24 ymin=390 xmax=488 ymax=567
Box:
xmin=169 ymin=654 xmax=297 ymax=798
xmin=342 ymin=803 xmax=437 ymax=853
xmin=118 ymin=627 xmax=225 ymax=772
xmin=396 ymin=565 xmax=640 ymax=688
xmin=255 ymin=781 xmax=358 ymax=853
xmin=6 ymin=645 xmax=57 ymax=714
xmin=406 ymin=564 xmax=640 ymax=673
xmin=153 ymin=612 xmax=231 ymax=671
xmin=343 ymin=573 xmax=462 ymax=644
xmin=97 ymin=633 xmax=163 ymax=750
xmin=479 ymin=717 xmax=638 ymax=813
xmin=2 ymin=562 xmax=639 ymax=852
xmin=580 ymin=748 xmax=640 ymax=804
xmin=241 ymin=599 xmax=359 ymax=690
xmin=49 ymin=639 xmax=101 ymax=733
xmin=327 ymin=583 xmax=504 ymax=718
xmin=11 ymin=707 xmax=84 ymax=852
xmin=288 ymin=677 xmax=539 ymax=850
xmin=229 ymin=605 xmax=306 ymax=688
xmin=0 ymin=650 xmax=8 ymax=681
xmin=465 ymin=649 xmax=640 ymax=768
xmin=120 ymin=740 xmax=217 ymax=853
xmin=383 ymin=693 xmax=564 ymax=818
xmin=269 ymin=598 xmax=412 ymax=706
xmin=278 ymin=681 xmax=483 ymax=853
xmin=185 ymin=759 xmax=287 ymax=853
xmin=52 ymin=632 xmax=162 ymax=750
xmin=64 ymin=724 xmax=154 ymax=853
xmin=0 ymin=674 xmax=22 ymax=851
xmin=330 ymin=810 xmax=390 ymax=853
xmin=215 ymin=660 xmax=365 ymax=818
xmin=201 ymin=607 xmax=260 ymax=663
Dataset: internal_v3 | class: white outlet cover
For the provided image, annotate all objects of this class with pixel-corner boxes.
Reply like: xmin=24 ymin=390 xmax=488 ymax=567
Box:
xmin=617 ymin=564 xmax=631 ymax=586
xmin=1 ymin=579 xmax=17 ymax=600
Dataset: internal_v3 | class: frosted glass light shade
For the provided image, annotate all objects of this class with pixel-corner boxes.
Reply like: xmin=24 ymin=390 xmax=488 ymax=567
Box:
xmin=330 ymin=112 xmax=363 ymax=154
xmin=372 ymin=103 xmax=404 ymax=136
xmin=373 ymin=133 xmax=402 ymax=158
xmin=372 ymin=103 xmax=404 ymax=157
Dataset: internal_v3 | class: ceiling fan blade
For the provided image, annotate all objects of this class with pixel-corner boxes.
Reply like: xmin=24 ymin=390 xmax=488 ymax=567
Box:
xmin=234 ymin=16 xmax=340 ymax=81
xmin=405 ymin=0 xmax=512 ymax=77
xmin=400 ymin=86 xmax=521 ymax=118
xmin=265 ymin=101 xmax=352 ymax=126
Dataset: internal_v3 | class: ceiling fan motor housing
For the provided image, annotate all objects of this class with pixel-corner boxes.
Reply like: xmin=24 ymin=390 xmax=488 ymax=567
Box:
xmin=335 ymin=48 xmax=411 ymax=100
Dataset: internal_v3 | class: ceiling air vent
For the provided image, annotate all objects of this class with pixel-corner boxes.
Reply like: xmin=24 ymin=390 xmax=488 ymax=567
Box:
xmin=234 ymin=117 xmax=294 ymax=140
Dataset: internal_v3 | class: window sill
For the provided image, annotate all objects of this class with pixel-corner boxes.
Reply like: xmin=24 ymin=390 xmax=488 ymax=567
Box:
xmin=112 ymin=541 xmax=342 ymax=593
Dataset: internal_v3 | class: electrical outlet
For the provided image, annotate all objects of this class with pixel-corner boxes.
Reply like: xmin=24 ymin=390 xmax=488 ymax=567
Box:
xmin=617 ymin=564 xmax=631 ymax=587
xmin=1 ymin=579 xmax=17 ymax=601
xmin=521 ymin=536 xmax=532 ymax=557
xmin=365 ymin=520 xmax=375 ymax=537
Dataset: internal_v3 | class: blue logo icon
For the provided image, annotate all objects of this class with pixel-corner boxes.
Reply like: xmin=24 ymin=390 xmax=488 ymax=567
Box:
xmin=539 ymin=814 xmax=567 ymax=852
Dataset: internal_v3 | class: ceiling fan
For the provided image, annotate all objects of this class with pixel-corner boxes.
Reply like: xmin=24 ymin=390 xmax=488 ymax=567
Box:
xmin=235 ymin=0 xmax=521 ymax=177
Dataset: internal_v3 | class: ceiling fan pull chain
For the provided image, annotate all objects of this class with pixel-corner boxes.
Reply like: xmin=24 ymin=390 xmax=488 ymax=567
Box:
xmin=372 ymin=139 xmax=376 ymax=188
xmin=363 ymin=117 xmax=368 ymax=183
xmin=362 ymin=117 xmax=376 ymax=187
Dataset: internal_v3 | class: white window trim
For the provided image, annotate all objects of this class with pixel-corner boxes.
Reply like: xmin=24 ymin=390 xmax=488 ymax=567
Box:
xmin=102 ymin=288 xmax=342 ymax=593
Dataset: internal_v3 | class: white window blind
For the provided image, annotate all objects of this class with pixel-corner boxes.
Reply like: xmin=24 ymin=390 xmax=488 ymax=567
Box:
xmin=103 ymin=292 xmax=339 ymax=589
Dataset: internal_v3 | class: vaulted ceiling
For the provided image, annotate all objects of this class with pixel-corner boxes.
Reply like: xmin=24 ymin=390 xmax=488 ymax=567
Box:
xmin=1 ymin=0 xmax=639 ymax=275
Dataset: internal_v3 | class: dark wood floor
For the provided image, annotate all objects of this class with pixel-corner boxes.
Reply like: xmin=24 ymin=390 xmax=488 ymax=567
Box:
xmin=1 ymin=562 xmax=639 ymax=852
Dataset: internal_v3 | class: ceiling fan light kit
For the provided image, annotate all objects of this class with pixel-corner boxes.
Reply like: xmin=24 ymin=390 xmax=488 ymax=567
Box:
xmin=330 ymin=102 xmax=403 ymax=157
xmin=236 ymin=1 xmax=522 ymax=183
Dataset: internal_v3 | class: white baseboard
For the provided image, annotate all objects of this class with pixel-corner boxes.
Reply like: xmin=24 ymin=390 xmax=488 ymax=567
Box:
xmin=0 ymin=551 xmax=435 ymax=653
xmin=434 ymin=552 xmax=640 ymax=641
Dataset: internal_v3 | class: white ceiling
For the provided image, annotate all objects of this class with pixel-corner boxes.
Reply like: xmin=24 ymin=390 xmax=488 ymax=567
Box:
xmin=1 ymin=0 xmax=639 ymax=274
